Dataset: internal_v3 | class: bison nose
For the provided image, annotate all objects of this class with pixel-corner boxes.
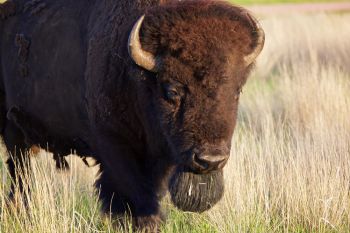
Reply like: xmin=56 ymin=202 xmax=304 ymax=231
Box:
xmin=191 ymin=153 xmax=228 ymax=174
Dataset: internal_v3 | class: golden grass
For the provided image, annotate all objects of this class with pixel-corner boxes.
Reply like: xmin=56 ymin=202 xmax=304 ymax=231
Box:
xmin=209 ymin=13 xmax=350 ymax=232
xmin=1 ymin=12 xmax=350 ymax=232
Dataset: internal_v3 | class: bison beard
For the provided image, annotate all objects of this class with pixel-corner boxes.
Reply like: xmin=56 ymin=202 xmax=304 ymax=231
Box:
xmin=169 ymin=168 xmax=224 ymax=212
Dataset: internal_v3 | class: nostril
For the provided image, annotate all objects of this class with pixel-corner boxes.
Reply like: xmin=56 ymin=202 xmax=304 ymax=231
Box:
xmin=192 ymin=153 xmax=210 ymax=171
xmin=190 ymin=153 xmax=229 ymax=173
xmin=196 ymin=154 xmax=228 ymax=171
xmin=187 ymin=146 xmax=230 ymax=173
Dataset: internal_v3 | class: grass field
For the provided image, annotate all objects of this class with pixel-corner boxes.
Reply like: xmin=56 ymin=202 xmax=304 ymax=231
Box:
xmin=1 ymin=9 xmax=350 ymax=233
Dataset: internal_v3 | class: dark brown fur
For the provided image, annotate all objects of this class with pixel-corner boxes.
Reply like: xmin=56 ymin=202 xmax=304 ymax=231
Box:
xmin=23 ymin=0 xmax=47 ymax=16
xmin=0 ymin=0 xmax=263 ymax=231
xmin=14 ymin=33 xmax=30 ymax=77
xmin=139 ymin=1 xmax=255 ymax=148
xmin=0 ymin=0 xmax=16 ymax=20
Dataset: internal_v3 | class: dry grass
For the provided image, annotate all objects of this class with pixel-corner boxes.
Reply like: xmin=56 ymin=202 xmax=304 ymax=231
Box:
xmin=1 ymin=12 xmax=350 ymax=233
xmin=208 ymin=13 xmax=350 ymax=232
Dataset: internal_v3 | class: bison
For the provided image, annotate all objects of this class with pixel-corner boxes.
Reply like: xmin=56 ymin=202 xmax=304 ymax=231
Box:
xmin=0 ymin=0 xmax=264 ymax=231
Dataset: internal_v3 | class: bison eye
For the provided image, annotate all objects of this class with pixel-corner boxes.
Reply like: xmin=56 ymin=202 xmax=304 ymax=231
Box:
xmin=163 ymin=84 xmax=180 ymax=103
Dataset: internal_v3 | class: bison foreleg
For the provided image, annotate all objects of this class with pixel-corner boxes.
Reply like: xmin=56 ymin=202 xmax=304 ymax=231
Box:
xmin=3 ymin=119 xmax=31 ymax=203
xmin=96 ymin=167 xmax=162 ymax=232
xmin=53 ymin=153 xmax=70 ymax=170
xmin=6 ymin=106 xmax=41 ymax=146
xmin=0 ymin=90 xmax=6 ymax=133
xmin=94 ymin=137 xmax=163 ymax=232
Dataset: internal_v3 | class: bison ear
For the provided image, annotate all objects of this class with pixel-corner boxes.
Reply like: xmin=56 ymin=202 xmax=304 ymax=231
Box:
xmin=242 ymin=12 xmax=265 ymax=66
xmin=128 ymin=15 xmax=160 ymax=72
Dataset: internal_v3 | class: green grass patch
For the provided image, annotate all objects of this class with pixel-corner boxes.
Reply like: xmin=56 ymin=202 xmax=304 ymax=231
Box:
xmin=161 ymin=208 xmax=217 ymax=233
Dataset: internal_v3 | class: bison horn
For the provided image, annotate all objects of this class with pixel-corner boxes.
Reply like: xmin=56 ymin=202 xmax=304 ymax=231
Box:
xmin=243 ymin=14 xmax=265 ymax=66
xmin=128 ymin=15 xmax=158 ymax=72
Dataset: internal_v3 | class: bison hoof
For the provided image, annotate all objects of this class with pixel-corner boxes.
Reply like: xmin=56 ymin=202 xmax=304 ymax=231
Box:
xmin=134 ymin=214 xmax=162 ymax=233
xmin=53 ymin=155 xmax=70 ymax=171
xmin=56 ymin=159 xmax=70 ymax=171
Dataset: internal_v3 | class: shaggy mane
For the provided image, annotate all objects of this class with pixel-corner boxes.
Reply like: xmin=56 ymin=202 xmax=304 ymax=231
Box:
xmin=140 ymin=0 xmax=259 ymax=72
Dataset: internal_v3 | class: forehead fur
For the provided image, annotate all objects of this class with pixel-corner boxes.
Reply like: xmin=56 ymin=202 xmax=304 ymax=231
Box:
xmin=140 ymin=0 xmax=257 ymax=80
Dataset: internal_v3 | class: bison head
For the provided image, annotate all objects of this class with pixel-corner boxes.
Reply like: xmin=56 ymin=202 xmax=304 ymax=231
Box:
xmin=128 ymin=1 xmax=264 ymax=212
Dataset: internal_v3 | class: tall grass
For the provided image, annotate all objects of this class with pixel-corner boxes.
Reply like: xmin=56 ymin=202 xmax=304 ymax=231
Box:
xmin=1 ymin=12 xmax=350 ymax=232
xmin=208 ymin=13 xmax=350 ymax=232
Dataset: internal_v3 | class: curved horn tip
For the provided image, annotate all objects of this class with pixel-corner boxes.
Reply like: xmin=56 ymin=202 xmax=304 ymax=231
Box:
xmin=128 ymin=15 xmax=158 ymax=72
xmin=244 ymin=21 xmax=265 ymax=66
